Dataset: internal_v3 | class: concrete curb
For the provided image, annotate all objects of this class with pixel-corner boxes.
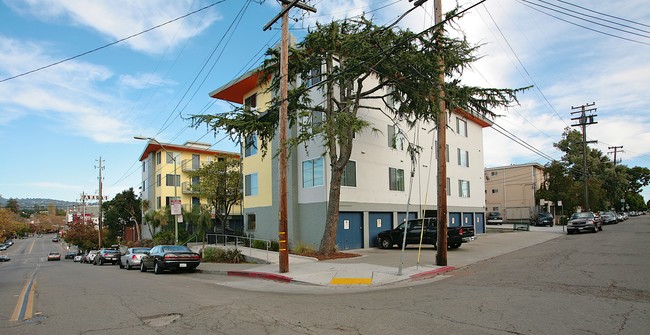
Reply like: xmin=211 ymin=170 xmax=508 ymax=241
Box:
xmin=409 ymin=266 xmax=456 ymax=280
xmin=227 ymin=270 xmax=294 ymax=283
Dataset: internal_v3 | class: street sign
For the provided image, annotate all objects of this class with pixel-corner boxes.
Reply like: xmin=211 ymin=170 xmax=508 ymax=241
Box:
xmin=171 ymin=200 xmax=182 ymax=215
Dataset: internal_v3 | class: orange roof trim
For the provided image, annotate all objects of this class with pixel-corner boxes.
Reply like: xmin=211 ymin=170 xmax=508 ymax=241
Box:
xmin=453 ymin=107 xmax=492 ymax=128
xmin=210 ymin=70 xmax=266 ymax=104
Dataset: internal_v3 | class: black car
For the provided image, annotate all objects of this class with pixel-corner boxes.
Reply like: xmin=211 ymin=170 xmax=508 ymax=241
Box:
xmin=94 ymin=249 xmax=120 ymax=265
xmin=140 ymin=245 xmax=201 ymax=274
xmin=64 ymin=251 xmax=77 ymax=259
xmin=376 ymin=218 xmax=466 ymax=250
xmin=486 ymin=211 xmax=503 ymax=225
xmin=531 ymin=212 xmax=554 ymax=226
xmin=567 ymin=211 xmax=602 ymax=234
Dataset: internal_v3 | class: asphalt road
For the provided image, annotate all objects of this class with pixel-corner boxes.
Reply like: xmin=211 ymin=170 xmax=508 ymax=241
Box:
xmin=1 ymin=217 xmax=649 ymax=334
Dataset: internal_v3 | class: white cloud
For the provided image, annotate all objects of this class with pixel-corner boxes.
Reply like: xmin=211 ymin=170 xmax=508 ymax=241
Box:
xmin=118 ymin=73 xmax=175 ymax=89
xmin=5 ymin=0 xmax=222 ymax=54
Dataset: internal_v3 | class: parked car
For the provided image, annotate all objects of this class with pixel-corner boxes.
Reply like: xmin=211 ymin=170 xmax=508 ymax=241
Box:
xmin=83 ymin=250 xmax=99 ymax=264
xmin=140 ymin=245 xmax=201 ymax=274
xmin=0 ymin=244 xmax=9 ymax=251
xmin=94 ymin=249 xmax=120 ymax=265
xmin=486 ymin=211 xmax=504 ymax=225
xmin=377 ymin=218 xmax=469 ymax=250
xmin=530 ymin=212 xmax=554 ymax=226
xmin=119 ymin=247 xmax=151 ymax=270
xmin=64 ymin=251 xmax=77 ymax=259
xmin=567 ymin=211 xmax=602 ymax=234
xmin=4 ymin=239 xmax=13 ymax=246
xmin=600 ymin=211 xmax=618 ymax=225
xmin=52 ymin=237 xmax=59 ymax=242
xmin=0 ymin=255 xmax=10 ymax=262
xmin=73 ymin=254 xmax=84 ymax=262
xmin=47 ymin=252 xmax=61 ymax=261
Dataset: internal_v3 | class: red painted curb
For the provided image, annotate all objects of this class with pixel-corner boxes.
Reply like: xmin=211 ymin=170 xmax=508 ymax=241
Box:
xmin=227 ymin=271 xmax=293 ymax=283
xmin=409 ymin=266 xmax=456 ymax=280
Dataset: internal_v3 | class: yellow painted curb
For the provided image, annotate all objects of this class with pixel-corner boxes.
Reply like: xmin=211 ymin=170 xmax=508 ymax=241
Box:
xmin=330 ymin=277 xmax=372 ymax=285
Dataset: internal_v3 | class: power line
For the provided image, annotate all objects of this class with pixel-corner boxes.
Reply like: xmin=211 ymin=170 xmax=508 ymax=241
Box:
xmin=0 ymin=1 xmax=229 ymax=84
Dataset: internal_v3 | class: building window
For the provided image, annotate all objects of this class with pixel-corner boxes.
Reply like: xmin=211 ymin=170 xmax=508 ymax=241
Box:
xmin=306 ymin=67 xmax=322 ymax=87
xmin=245 ymin=134 xmax=257 ymax=157
xmin=247 ymin=214 xmax=257 ymax=230
xmin=302 ymin=157 xmax=324 ymax=188
xmin=389 ymin=167 xmax=405 ymax=191
xmin=245 ymin=173 xmax=258 ymax=196
xmin=492 ymin=189 xmax=499 ymax=193
xmin=459 ymin=180 xmax=471 ymax=198
xmin=166 ymin=152 xmax=175 ymax=164
xmin=156 ymin=151 xmax=162 ymax=165
xmin=244 ymin=93 xmax=257 ymax=109
xmin=142 ymin=181 xmax=145 ymax=192
xmin=457 ymin=118 xmax=468 ymax=137
xmin=142 ymin=161 xmax=145 ymax=172
xmin=446 ymin=177 xmax=451 ymax=196
xmin=388 ymin=125 xmax=404 ymax=150
xmin=156 ymin=196 xmax=161 ymax=209
xmin=311 ymin=111 xmax=323 ymax=130
xmin=166 ymin=174 xmax=180 ymax=187
xmin=342 ymin=161 xmax=357 ymax=187
xmin=157 ymin=174 xmax=161 ymax=187
xmin=458 ymin=148 xmax=469 ymax=167
xmin=192 ymin=197 xmax=200 ymax=206
xmin=490 ymin=171 xmax=498 ymax=176
xmin=492 ymin=207 xmax=499 ymax=211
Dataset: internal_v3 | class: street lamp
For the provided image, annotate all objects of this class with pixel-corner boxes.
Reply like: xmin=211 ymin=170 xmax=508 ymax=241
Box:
xmin=135 ymin=136 xmax=179 ymax=245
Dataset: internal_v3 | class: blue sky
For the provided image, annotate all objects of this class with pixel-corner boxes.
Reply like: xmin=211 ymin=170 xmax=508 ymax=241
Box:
xmin=0 ymin=0 xmax=649 ymax=205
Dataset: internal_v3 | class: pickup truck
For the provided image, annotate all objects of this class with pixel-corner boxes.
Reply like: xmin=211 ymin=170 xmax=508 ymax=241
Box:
xmin=377 ymin=217 xmax=474 ymax=249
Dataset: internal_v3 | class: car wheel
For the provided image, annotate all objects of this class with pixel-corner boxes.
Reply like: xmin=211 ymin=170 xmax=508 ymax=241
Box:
xmin=99 ymin=259 xmax=104 ymax=266
xmin=379 ymin=237 xmax=392 ymax=249
xmin=126 ymin=261 xmax=132 ymax=270
xmin=449 ymin=242 xmax=462 ymax=249
xmin=154 ymin=262 xmax=162 ymax=275
xmin=119 ymin=261 xmax=124 ymax=269
xmin=140 ymin=262 xmax=147 ymax=272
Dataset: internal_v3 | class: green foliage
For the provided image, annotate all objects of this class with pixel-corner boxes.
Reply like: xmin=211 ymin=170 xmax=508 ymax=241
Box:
xmin=5 ymin=198 xmax=19 ymax=213
xmin=201 ymin=247 xmax=245 ymax=263
xmin=153 ymin=231 xmax=174 ymax=245
xmin=291 ymin=241 xmax=316 ymax=255
xmin=101 ymin=188 xmax=142 ymax=242
xmin=250 ymin=239 xmax=267 ymax=250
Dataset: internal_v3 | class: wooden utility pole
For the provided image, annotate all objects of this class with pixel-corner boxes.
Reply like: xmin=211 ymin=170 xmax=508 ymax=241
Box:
xmin=571 ymin=102 xmax=597 ymax=210
xmin=96 ymin=157 xmax=105 ymax=249
xmin=264 ymin=0 xmax=316 ymax=273
xmin=434 ymin=0 xmax=448 ymax=266
xmin=608 ymin=145 xmax=623 ymax=166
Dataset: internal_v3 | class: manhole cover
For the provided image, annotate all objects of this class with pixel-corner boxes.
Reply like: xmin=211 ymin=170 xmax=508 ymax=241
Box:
xmin=142 ymin=313 xmax=182 ymax=327
xmin=24 ymin=313 xmax=47 ymax=324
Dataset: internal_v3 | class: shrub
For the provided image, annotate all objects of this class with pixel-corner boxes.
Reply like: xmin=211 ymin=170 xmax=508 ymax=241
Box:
xmin=251 ymin=239 xmax=267 ymax=250
xmin=291 ymin=241 xmax=316 ymax=255
xmin=153 ymin=231 xmax=174 ymax=245
xmin=201 ymin=247 xmax=245 ymax=263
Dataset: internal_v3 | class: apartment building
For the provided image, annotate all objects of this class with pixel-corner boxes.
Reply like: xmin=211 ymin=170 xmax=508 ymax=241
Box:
xmin=137 ymin=140 xmax=240 ymax=239
xmin=485 ymin=163 xmax=545 ymax=221
xmin=209 ymin=69 xmax=492 ymax=250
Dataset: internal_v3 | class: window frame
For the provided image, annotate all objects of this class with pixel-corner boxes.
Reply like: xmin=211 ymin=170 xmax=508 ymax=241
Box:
xmin=458 ymin=179 xmax=471 ymax=198
xmin=341 ymin=160 xmax=357 ymax=187
xmin=302 ymin=157 xmax=325 ymax=188
xmin=389 ymin=167 xmax=405 ymax=191
xmin=244 ymin=173 xmax=259 ymax=196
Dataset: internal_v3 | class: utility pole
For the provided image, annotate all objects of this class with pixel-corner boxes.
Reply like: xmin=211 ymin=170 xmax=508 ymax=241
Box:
xmin=608 ymin=145 xmax=623 ymax=166
xmin=264 ymin=0 xmax=316 ymax=273
xmin=96 ymin=157 xmax=105 ymax=249
xmin=571 ymin=102 xmax=597 ymax=211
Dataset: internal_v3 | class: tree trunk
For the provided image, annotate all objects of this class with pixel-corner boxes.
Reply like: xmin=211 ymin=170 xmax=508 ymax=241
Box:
xmin=319 ymin=167 xmax=344 ymax=254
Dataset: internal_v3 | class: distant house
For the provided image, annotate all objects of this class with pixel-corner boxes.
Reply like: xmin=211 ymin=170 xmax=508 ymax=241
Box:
xmin=209 ymin=66 xmax=492 ymax=250
xmin=485 ymin=163 xmax=546 ymax=221
xmin=136 ymin=141 xmax=241 ymax=239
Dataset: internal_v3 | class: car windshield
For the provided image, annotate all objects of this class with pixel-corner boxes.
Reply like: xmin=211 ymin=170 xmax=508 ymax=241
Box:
xmin=570 ymin=212 xmax=594 ymax=220
xmin=161 ymin=246 xmax=191 ymax=253
xmin=133 ymin=248 xmax=150 ymax=253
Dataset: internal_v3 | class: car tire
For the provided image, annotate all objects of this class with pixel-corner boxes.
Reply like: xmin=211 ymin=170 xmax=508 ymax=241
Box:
xmin=449 ymin=242 xmax=462 ymax=249
xmin=127 ymin=262 xmax=132 ymax=270
xmin=379 ymin=237 xmax=392 ymax=249
xmin=119 ymin=261 xmax=124 ymax=269
xmin=154 ymin=262 xmax=162 ymax=275
xmin=140 ymin=262 xmax=147 ymax=272
xmin=99 ymin=259 xmax=104 ymax=266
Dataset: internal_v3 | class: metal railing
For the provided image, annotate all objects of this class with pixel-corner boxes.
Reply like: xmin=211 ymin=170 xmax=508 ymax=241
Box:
xmin=182 ymin=234 xmax=198 ymax=246
xmin=204 ymin=234 xmax=273 ymax=262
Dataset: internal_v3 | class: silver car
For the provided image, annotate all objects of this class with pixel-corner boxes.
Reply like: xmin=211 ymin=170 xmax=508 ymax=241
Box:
xmin=119 ymin=247 xmax=151 ymax=270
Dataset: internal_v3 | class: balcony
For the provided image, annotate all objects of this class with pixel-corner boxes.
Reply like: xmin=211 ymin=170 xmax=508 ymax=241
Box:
xmin=181 ymin=159 xmax=202 ymax=172
xmin=181 ymin=182 xmax=200 ymax=194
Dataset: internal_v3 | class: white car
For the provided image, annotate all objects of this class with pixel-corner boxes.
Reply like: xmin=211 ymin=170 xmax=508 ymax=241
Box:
xmin=83 ymin=250 xmax=99 ymax=264
xmin=73 ymin=255 xmax=83 ymax=262
xmin=119 ymin=247 xmax=151 ymax=270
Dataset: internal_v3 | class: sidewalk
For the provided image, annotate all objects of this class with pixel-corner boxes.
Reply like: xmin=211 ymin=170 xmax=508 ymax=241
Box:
xmin=193 ymin=226 xmax=565 ymax=289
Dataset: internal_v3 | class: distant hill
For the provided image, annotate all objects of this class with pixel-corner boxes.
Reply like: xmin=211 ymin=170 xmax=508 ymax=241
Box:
xmin=0 ymin=197 xmax=78 ymax=210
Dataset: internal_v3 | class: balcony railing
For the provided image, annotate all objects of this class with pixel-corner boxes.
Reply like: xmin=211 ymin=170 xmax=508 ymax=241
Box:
xmin=181 ymin=182 xmax=199 ymax=194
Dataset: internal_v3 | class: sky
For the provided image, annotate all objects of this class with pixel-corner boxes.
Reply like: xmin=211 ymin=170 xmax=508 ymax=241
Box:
xmin=0 ymin=0 xmax=648 ymax=205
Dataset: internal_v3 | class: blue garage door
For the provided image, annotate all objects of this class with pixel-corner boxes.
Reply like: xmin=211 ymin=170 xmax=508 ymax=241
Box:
xmin=475 ymin=212 xmax=486 ymax=234
xmin=462 ymin=213 xmax=474 ymax=227
xmin=337 ymin=212 xmax=363 ymax=250
xmin=449 ymin=212 xmax=462 ymax=227
xmin=368 ymin=212 xmax=392 ymax=247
